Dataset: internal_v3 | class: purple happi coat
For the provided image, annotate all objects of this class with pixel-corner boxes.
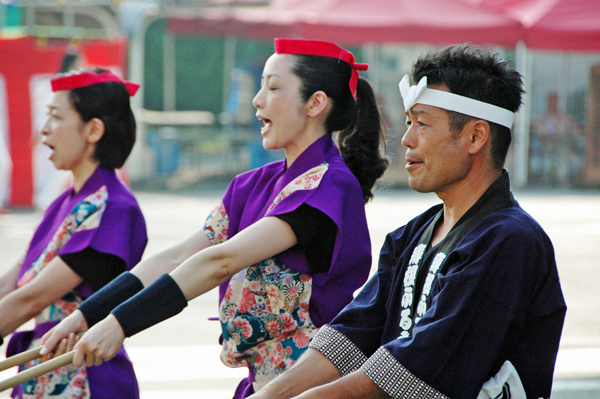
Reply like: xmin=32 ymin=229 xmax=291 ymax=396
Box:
xmin=203 ymin=135 xmax=372 ymax=396
xmin=8 ymin=167 xmax=147 ymax=399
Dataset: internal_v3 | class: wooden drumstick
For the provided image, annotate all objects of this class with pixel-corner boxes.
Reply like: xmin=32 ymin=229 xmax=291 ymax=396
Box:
xmin=0 ymin=346 xmax=44 ymax=373
xmin=0 ymin=350 xmax=75 ymax=392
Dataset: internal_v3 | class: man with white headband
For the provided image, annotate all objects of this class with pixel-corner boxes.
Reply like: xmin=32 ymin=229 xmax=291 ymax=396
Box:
xmin=250 ymin=44 xmax=566 ymax=399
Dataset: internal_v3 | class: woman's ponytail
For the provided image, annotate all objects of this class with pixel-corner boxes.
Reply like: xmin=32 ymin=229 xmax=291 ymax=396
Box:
xmin=337 ymin=78 xmax=388 ymax=203
xmin=292 ymin=56 xmax=388 ymax=202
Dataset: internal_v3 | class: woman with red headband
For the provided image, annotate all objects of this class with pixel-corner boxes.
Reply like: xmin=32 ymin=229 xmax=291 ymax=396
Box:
xmin=41 ymin=39 xmax=388 ymax=398
xmin=0 ymin=69 xmax=147 ymax=399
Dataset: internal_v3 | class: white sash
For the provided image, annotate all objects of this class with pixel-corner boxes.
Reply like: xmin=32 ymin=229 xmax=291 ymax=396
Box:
xmin=477 ymin=361 xmax=527 ymax=399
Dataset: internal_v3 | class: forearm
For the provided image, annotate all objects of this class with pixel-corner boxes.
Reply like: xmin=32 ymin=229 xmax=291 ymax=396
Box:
xmin=172 ymin=217 xmax=297 ymax=301
xmin=0 ymin=291 xmax=44 ymax=337
xmin=0 ymin=261 xmax=21 ymax=300
xmin=170 ymin=244 xmax=236 ymax=301
xmin=132 ymin=228 xmax=211 ymax=287
xmin=108 ymin=224 xmax=290 ymax=339
xmin=130 ymin=247 xmax=185 ymax=287
xmin=0 ymin=257 xmax=82 ymax=337
xmin=254 ymin=349 xmax=342 ymax=399
xmin=295 ymin=370 xmax=389 ymax=399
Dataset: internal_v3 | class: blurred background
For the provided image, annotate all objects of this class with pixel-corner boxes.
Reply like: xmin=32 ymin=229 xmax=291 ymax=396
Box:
xmin=0 ymin=0 xmax=599 ymax=209
xmin=0 ymin=0 xmax=599 ymax=397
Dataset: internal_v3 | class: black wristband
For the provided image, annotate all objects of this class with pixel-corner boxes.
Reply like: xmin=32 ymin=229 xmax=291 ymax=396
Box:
xmin=111 ymin=273 xmax=188 ymax=338
xmin=78 ymin=272 xmax=144 ymax=328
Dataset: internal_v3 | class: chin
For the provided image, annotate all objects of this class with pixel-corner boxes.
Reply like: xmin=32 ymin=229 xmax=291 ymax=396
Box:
xmin=408 ymin=179 xmax=432 ymax=194
xmin=262 ymin=140 xmax=281 ymax=152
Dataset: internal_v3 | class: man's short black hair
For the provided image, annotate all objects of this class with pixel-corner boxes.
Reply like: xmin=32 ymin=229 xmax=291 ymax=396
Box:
xmin=412 ymin=44 xmax=524 ymax=169
xmin=67 ymin=68 xmax=136 ymax=169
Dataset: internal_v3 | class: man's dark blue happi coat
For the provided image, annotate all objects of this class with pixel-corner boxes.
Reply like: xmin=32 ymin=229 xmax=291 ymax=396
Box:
xmin=315 ymin=172 xmax=566 ymax=399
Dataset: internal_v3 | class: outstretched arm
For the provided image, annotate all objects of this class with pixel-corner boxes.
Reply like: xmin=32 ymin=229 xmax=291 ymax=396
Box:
xmin=41 ymin=226 xmax=213 ymax=355
xmin=290 ymin=369 xmax=388 ymax=399
xmin=69 ymin=216 xmax=298 ymax=367
xmin=172 ymin=216 xmax=296 ymax=301
xmin=249 ymin=348 xmax=341 ymax=399
xmin=0 ymin=257 xmax=83 ymax=339
xmin=249 ymin=348 xmax=388 ymax=399
xmin=0 ymin=261 xmax=21 ymax=302
xmin=131 ymin=225 xmax=212 ymax=286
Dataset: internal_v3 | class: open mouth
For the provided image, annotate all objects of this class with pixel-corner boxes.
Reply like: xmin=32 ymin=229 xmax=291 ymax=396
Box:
xmin=259 ymin=117 xmax=273 ymax=134
xmin=260 ymin=118 xmax=272 ymax=134
xmin=43 ymin=141 xmax=55 ymax=158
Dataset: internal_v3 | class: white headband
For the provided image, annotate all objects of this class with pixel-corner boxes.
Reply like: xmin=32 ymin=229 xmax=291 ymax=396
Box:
xmin=399 ymin=75 xmax=514 ymax=129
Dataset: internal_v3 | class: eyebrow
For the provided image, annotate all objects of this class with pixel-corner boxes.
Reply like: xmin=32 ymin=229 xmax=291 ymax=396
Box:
xmin=263 ymin=73 xmax=282 ymax=80
xmin=405 ymin=108 xmax=429 ymax=117
xmin=47 ymin=104 xmax=62 ymax=111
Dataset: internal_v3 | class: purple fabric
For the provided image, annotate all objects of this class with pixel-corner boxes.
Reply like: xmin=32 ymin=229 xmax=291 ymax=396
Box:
xmin=7 ymin=322 xmax=138 ymax=399
xmin=19 ymin=167 xmax=147 ymax=298
xmin=219 ymin=135 xmax=372 ymax=396
xmin=221 ymin=135 xmax=371 ymax=326
xmin=8 ymin=322 xmax=59 ymax=399
xmin=232 ymin=368 xmax=255 ymax=399
xmin=11 ymin=167 xmax=147 ymax=398
xmin=86 ymin=347 xmax=139 ymax=399
xmin=7 ymin=322 xmax=59 ymax=358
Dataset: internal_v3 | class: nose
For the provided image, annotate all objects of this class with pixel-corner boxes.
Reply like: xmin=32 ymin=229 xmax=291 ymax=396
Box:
xmin=40 ymin=116 xmax=50 ymax=136
xmin=252 ymin=86 xmax=265 ymax=109
xmin=401 ymin=124 xmax=416 ymax=149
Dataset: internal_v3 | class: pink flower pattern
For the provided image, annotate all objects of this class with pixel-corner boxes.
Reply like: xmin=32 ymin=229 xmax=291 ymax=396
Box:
xmin=267 ymin=163 xmax=328 ymax=213
xmin=16 ymin=186 xmax=108 ymax=399
xmin=232 ymin=317 xmax=254 ymax=339
xmin=204 ymin=163 xmax=332 ymax=390
xmin=204 ymin=202 xmax=230 ymax=245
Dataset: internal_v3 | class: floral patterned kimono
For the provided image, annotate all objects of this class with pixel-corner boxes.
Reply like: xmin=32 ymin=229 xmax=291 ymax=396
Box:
xmin=7 ymin=168 xmax=147 ymax=399
xmin=203 ymin=135 xmax=372 ymax=397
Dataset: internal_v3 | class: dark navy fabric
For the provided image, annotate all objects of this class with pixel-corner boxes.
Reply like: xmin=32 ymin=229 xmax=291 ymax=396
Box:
xmin=330 ymin=173 xmax=566 ymax=399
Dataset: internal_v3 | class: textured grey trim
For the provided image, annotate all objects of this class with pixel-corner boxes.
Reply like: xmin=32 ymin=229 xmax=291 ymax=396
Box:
xmin=362 ymin=347 xmax=449 ymax=399
xmin=309 ymin=325 xmax=368 ymax=376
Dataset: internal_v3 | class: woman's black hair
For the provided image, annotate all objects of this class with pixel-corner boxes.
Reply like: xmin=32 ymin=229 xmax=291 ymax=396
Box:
xmin=290 ymin=55 xmax=388 ymax=203
xmin=66 ymin=68 xmax=136 ymax=169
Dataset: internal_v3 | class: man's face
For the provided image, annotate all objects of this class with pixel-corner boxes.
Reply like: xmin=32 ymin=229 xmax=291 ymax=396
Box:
xmin=401 ymin=85 xmax=472 ymax=196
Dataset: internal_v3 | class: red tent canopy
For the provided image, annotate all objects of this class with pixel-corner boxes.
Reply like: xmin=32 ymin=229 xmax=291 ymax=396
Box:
xmin=461 ymin=0 xmax=600 ymax=51
xmin=169 ymin=0 xmax=523 ymax=47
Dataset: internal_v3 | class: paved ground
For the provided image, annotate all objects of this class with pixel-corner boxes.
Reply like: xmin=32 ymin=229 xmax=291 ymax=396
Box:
xmin=0 ymin=185 xmax=598 ymax=398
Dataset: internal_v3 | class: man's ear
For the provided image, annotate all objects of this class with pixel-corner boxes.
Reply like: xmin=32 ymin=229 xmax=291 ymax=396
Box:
xmin=85 ymin=118 xmax=105 ymax=144
xmin=306 ymin=91 xmax=330 ymax=118
xmin=467 ymin=119 xmax=491 ymax=155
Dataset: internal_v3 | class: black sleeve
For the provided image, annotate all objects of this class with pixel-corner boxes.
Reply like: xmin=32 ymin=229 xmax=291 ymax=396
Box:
xmin=60 ymin=247 xmax=127 ymax=291
xmin=276 ymin=203 xmax=337 ymax=275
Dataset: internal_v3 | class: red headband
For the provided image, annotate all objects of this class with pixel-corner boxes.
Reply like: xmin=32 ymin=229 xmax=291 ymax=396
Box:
xmin=274 ymin=38 xmax=368 ymax=100
xmin=51 ymin=72 xmax=140 ymax=97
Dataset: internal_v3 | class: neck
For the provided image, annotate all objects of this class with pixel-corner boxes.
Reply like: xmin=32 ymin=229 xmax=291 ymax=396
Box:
xmin=72 ymin=159 xmax=100 ymax=193
xmin=284 ymin=125 xmax=328 ymax=168
xmin=432 ymin=166 xmax=501 ymax=246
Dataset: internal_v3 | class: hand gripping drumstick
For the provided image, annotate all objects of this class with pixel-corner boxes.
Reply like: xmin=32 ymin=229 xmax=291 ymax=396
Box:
xmin=0 ymin=349 xmax=75 ymax=392
xmin=0 ymin=332 xmax=84 ymax=392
